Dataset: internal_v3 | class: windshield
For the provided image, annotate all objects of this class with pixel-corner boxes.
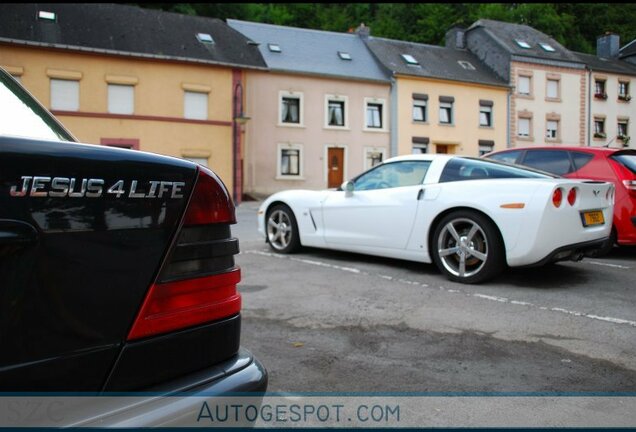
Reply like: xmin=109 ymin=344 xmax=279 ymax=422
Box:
xmin=439 ymin=157 xmax=556 ymax=183
xmin=0 ymin=69 xmax=74 ymax=142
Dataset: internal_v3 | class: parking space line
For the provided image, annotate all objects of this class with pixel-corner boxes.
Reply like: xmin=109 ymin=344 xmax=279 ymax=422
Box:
xmin=587 ymin=261 xmax=631 ymax=269
xmin=243 ymin=249 xmax=636 ymax=328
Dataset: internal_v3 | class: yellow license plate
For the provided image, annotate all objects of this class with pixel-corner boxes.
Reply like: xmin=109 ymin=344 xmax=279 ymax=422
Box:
xmin=581 ymin=210 xmax=605 ymax=227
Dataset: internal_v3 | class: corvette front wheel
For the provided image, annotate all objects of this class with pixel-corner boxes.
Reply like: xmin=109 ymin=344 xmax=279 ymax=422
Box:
xmin=431 ymin=211 xmax=504 ymax=284
xmin=266 ymin=204 xmax=301 ymax=254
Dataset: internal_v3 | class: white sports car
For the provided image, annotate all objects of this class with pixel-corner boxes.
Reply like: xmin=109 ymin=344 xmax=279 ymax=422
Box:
xmin=257 ymin=155 xmax=614 ymax=284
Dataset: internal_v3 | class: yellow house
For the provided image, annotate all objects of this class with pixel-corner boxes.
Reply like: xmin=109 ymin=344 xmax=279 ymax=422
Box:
xmin=0 ymin=4 xmax=266 ymax=202
xmin=364 ymin=35 xmax=509 ymax=156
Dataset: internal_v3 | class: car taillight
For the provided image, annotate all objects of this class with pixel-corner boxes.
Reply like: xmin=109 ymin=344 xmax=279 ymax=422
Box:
xmin=623 ymin=180 xmax=636 ymax=191
xmin=567 ymin=187 xmax=577 ymax=206
xmin=552 ymin=188 xmax=563 ymax=207
xmin=127 ymin=166 xmax=241 ymax=341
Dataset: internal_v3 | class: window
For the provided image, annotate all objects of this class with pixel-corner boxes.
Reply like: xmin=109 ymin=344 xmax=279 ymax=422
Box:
xmin=439 ymin=100 xmax=453 ymax=124
xmin=518 ymin=117 xmax=531 ymax=138
xmin=539 ymin=42 xmax=556 ymax=52
xmin=487 ymin=150 xmax=522 ymax=164
xmin=412 ymin=137 xmax=429 ymax=154
xmin=268 ymin=43 xmax=281 ymax=53
xmin=38 ymin=10 xmax=56 ymax=21
xmin=546 ymin=79 xmax=559 ymax=99
xmin=183 ymin=156 xmax=208 ymax=167
xmin=413 ymin=99 xmax=427 ymax=122
xmin=338 ymin=51 xmax=352 ymax=60
xmin=518 ymin=75 xmax=531 ymax=96
xmin=196 ymin=33 xmax=214 ymax=44
xmin=326 ymin=96 xmax=347 ymax=128
xmin=458 ymin=60 xmax=475 ymax=70
xmin=515 ymin=40 xmax=531 ymax=49
xmin=619 ymin=81 xmax=631 ymax=101
xmin=108 ymin=84 xmax=134 ymax=115
xmin=618 ymin=120 xmax=629 ymax=139
xmin=594 ymin=118 xmax=606 ymax=138
xmin=280 ymin=92 xmax=302 ymax=125
xmin=353 ymin=161 xmax=431 ymax=191
xmin=277 ymin=144 xmax=303 ymax=178
xmin=401 ymin=54 xmax=419 ymax=66
xmin=595 ymin=80 xmax=607 ymax=99
xmin=479 ymin=101 xmax=492 ymax=127
xmin=364 ymin=147 xmax=386 ymax=170
xmin=50 ymin=79 xmax=79 ymax=111
xmin=522 ymin=150 xmax=573 ymax=176
xmin=546 ymin=120 xmax=559 ymax=140
xmin=184 ymin=91 xmax=208 ymax=120
xmin=439 ymin=158 xmax=551 ymax=183
xmin=478 ymin=140 xmax=494 ymax=156
xmin=101 ymin=138 xmax=139 ymax=150
xmin=412 ymin=144 xmax=428 ymax=154
xmin=365 ymin=99 xmax=386 ymax=130
xmin=571 ymin=152 xmax=594 ymax=171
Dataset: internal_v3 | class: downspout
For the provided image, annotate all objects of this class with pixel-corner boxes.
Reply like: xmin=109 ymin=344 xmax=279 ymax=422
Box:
xmin=587 ymin=67 xmax=592 ymax=146
xmin=390 ymin=75 xmax=398 ymax=157
xmin=507 ymin=88 xmax=511 ymax=148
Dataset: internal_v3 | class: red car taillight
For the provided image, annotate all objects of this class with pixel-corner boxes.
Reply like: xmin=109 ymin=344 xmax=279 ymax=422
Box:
xmin=567 ymin=187 xmax=577 ymax=206
xmin=552 ymin=188 xmax=563 ymax=207
xmin=128 ymin=167 xmax=241 ymax=341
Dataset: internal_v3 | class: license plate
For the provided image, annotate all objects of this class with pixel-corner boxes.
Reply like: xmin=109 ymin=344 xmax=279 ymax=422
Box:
xmin=581 ymin=210 xmax=605 ymax=227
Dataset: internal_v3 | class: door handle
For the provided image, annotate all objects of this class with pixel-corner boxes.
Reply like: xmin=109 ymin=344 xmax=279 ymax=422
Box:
xmin=0 ymin=220 xmax=39 ymax=246
xmin=417 ymin=188 xmax=424 ymax=200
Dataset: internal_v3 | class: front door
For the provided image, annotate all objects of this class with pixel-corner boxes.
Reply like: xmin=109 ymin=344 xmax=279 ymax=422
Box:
xmin=327 ymin=147 xmax=344 ymax=188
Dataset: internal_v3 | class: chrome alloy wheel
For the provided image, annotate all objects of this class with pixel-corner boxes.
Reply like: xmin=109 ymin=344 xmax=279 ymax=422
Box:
xmin=267 ymin=209 xmax=293 ymax=251
xmin=437 ymin=217 xmax=488 ymax=279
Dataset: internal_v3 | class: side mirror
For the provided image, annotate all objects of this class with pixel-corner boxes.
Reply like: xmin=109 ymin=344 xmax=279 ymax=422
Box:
xmin=341 ymin=180 xmax=354 ymax=196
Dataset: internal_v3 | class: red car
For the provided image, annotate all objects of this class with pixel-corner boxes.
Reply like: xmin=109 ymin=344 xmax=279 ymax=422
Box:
xmin=485 ymin=146 xmax=636 ymax=253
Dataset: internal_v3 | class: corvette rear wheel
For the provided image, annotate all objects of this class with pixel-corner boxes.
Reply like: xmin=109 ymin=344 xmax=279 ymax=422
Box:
xmin=266 ymin=204 xmax=300 ymax=253
xmin=431 ymin=211 xmax=504 ymax=284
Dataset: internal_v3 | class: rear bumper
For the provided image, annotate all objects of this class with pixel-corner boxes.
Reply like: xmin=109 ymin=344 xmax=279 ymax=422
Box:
xmin=518 ymin=237 xmax=610 ymax=268
xmin=69 ymin=349 xmax=268 ymax=427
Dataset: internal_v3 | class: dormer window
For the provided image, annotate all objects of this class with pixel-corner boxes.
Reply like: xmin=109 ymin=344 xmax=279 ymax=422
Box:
xmin=458 ymin=60 xmax=475 ymax=70
xmin=268 ymin=43 xmax=281 ymax=53
xmin=196 ymin=33 xmax=214 ymax=44
xmin=515 ymin=40 xmax=531 ymax=49
xmin=38 ymin=11 xmax=56 ymax=21
xmin=401 ymin=54 xmax=419 ymax=66
xmin=338 ymin=51 xmax=352 ymax=61
xmin=539 ymin=43 xmax=556 ymax=52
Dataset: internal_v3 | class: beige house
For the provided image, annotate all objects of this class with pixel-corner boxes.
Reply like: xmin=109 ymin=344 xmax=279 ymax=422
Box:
xmin=364 ymin=34 xmax=509 ymax=156
xmin=228 ymin=20 xmax=391 ymax=198
xmin=464 ymin=20 xmax=588 ymax=148
xmin=577 ymin=34 xmax=636 ymax=149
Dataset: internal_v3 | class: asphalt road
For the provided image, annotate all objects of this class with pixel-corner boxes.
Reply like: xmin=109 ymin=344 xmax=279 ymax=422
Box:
xmin=233 ymin=200 xmax=636 ymax=393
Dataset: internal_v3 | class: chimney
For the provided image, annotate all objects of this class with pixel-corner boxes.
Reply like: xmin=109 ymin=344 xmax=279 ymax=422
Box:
xmin=355 ymin=23 xmax=370 ymax=40
xmin=445 ymin=26 xmax=466 ymax=50
xmin=597 ymin=32 xmax=620 ymax=58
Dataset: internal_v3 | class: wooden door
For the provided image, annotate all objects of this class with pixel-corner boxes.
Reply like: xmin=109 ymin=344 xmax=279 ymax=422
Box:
xmin=327 ymin=147 xmax=344 ymax=188
xmin=436 ymin=144 xmax=448 ymax=154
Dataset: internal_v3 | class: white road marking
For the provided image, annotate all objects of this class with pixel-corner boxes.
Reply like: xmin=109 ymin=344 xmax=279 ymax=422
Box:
xmin=587 ymin=261 xmax=631 ymax=269
xmin=244 ymin=249 xmax=636 ymax=328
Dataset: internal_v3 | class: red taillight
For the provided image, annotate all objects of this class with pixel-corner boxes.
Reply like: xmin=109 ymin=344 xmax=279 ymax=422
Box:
xmin=127 ymin=165 xmax=241 ymax=341
xmin=183 ymin=166 xmax=236 ymax=225
xmin=128 ymin=269 xmax=241 ymax=340
xmin=552 ymin=188 xmax=563 ymax=207
xmin=567 ymin=187 xmax=577 ymax=206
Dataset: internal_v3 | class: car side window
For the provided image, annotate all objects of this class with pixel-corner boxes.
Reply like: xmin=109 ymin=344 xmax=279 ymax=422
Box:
xmin=571 ymin=152 xmax=594 ymax=171
xmin=521 ymin=150 xmax=573 ymax=176
xmin=439 ymin=157 xmax=551 ymax=183
xmin=353 ymin=161 xmax=431 ymax=191
xmin=487 ymin=150 xmax=522 ymax=164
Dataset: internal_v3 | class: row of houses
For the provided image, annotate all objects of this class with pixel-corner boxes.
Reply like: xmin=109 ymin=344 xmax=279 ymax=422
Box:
xmin=2 ymin=3 xmax=636 ymax=201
